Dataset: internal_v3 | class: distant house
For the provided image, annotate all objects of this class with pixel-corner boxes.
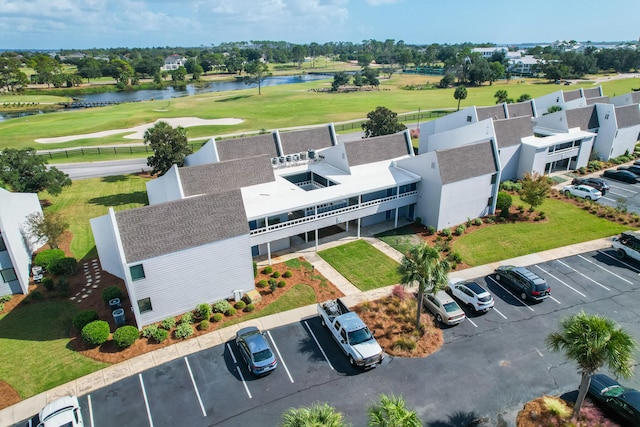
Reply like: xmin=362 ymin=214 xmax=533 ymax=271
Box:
xmin=161 ymin=55 xmax=187 ymax=71
xmin=0 ymin=188 xmax=46 ymax=296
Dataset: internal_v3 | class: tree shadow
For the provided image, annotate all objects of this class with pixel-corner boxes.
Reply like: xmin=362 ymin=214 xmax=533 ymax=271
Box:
xmin=428 ymin=410 xmax=488 ymax=427
xmin=215 ymin=94 xmax=252 ymax=102
xmin=101 ymin=175 xmax=130 ymax=183
xmin=88 ymin=191 xmax=148 ymax=207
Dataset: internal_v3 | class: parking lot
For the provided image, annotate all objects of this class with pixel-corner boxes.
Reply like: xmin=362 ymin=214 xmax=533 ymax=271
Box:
xmin=18 ymin=246 xmax=640 ymax=427
xmin=576 ymin=172 xmax=640 ymax=213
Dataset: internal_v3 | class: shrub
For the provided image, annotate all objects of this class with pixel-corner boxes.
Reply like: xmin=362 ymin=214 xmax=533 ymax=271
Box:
xmin=142 ymin=324 xmax=159 ymax=339
xmin=277 ymin=280 xmax=286 ymax=288
xmin=33 ymin=249 xmax=65 ymax=271
xmin=0 ymin=303 xmax=4 ymax=312
xmin=81 ymin=320 xmax=110 ymax=346
xmin=500 ymin=180 xmax=522 ymax=192
xmin=234 ymin=300 xmax=246 ymax=310
xmin=212 ymin=300 xmax=232 ymax=313
xmin=174 ymin=323 xmax=193 ymax=339
xmin=0 ymin=295 xmax=11 ymax=303
xmin=256 ymin=280 xmax=268 ymax=288
xmin=199 ymin=320 xmax=210 ymax=330
xmin=48 ymin=257 xmax=77 ymax=276
xmin=454 ymin=225 xmax=465 ymax=236
xmin=212 ymin=313 xmax=223 ymax=322
xmin=283 ymin=270 xmax=292 ymax=278
xmin=441 ymin=228 xmax=451 ymax=237
xmin=426 ymin=225 xmax=436 ymax=235
xmin=244 ymin=303 xmax=255 ymax=312
xmin=485 ymin=217 xmax=495 ymax=224
xmin=225 ymin=307 xmax=237 ymax=316
xmin=262 ymin=266 xmax=273 ymax=274
xmin=394 ymin=336 xmax=417 ymax=351
xmin=152 ymin=328 xmax=169 ymax=343
xmin=196 ymin=303 xmax=212 ymax=319
xmin=253 ymin=261 xmax=257 ymax=278
xmin=391 ymin=284 xmax=407 ymax=300
xmin=30 ymin=290 xmax=43 ymax=300
xmin=102 ymin=286 xmax=123 ymax=303
xmin=242 ymin=294 xmax=253 ymax=305
xmin=113 ymin=326 xmax=139 ymax=349
xmin=42 ymin=277 xmax=55 ymax=291
xmin=271 ymin=271 xmax=281 ymax=278
xmin=181 ymin=312 xmax=194 ymax=324
xmin=473 ymin=218 xmax=482 ymax=226
xmin=466 ymin=217 xmax=472 ymax=227
xmin=73 ymin=309 xmax=99 ymax=332
xmin=161 ymin=317 xmax=176 ymax=330
xmin=415 ymin=216 xmax=422 ymax=226
xmin=269 ymin=280 xmax=278 ymax=292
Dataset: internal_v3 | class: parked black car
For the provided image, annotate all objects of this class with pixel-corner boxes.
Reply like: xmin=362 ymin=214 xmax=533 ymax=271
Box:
xmin=618 ymin=165 xmax=640 ymax=176
xmin=571 ymin=177 xmax=610 ymax=194
xmin=494 ymin=265 xmax=550 ymax=301
xmin=603 ymin=169 xmax=640 ymax=184
xmin=587 ymin=374 xmax=640 ymax=425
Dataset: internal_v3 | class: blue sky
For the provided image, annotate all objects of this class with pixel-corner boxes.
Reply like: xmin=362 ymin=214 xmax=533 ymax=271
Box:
xmin=1 ymin=0 xmax=638 ymax=50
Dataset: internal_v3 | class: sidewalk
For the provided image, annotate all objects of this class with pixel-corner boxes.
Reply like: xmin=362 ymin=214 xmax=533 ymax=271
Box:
xmin=0 ymin=232 xmax=614 ymax=426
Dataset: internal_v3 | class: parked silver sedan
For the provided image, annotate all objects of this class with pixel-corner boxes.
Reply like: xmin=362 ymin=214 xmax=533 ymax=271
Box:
xmin=422 ymin=290 xmax=466 ymax=325
xmin=562 ymin=184 xmax=602 ymax=200
xmin=447 ymin=279 xmax=494 ymax=313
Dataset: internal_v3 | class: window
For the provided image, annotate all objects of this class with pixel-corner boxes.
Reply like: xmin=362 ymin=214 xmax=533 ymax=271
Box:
xmin=137 ymin=297 xmax=152 ymax=313
xmin=1 ymin=268 xmax=17 ymax=283
xmin=491 ymin=174 xmax=497 ymax=184
xmin=130 ymin=264 xmax=145 ymax=281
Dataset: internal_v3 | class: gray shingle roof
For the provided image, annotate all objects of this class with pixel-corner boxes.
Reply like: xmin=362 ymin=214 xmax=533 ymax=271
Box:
xmin=344 ymin=132 xmax=410 ymax=167
xmin=615 ymin=104 xmax=640 ymax=129
xmin=506 ymin=101 xmax=534 ymax=118
xmin=563 ymin=89 xmax=582 ymax=102
xmin=477 ymin=105 xmax=506 ymax=121
xmin=436 ymin=141 xmax=497 ymax=185
xmin=179 ymin=155 xmax=275 ymax=197
xmin=215 ymin=133 xmax=279 ymax=161
xmin=586 ymin=96 xmax=610 ymax=105
xmin=583 ymin=87 xmax=602 ymax=99
xmin=116 ymin=190 xmax=248 ymax=263
xmin=493 ymin=117 xmax=534 ymax=149
xmin=279 ymin=126 xmax=334 ymax=155
xmin=566 ymin=106 xmax=599 ymax=130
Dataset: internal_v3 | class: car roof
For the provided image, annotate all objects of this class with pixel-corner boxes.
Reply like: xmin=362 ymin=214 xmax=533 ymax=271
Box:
xmin=433 ymin=290 xmax=455 ymax=303
xmin=460 ymin=280 xmax=488 ymax=295
xmin=238 ymin=328 xmax=270 ymax=353
xmin=40 ymin=396 xmax=79 ymax=422
xmin=619 ymin=390 xmax=640 ymax=409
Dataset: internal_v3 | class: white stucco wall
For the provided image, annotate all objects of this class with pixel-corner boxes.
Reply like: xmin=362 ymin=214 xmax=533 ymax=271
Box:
xmin=499 ymin=144 xmax=521 ymax=182
xmin=422 ymin=119 xmax=494 ymax=153
xmin=90 ymin=210 xmax=126 ymax=280
xmin=131 ymin=234 xmax=254 ymax=328
xmin=532 ymin=91 xmax=565 ymax=115
xmin=185 ymin=139 xmax=218 ymax=166
xmin=146 ymin=165 xmax=184 ymax=205
xmin=436 ymin=175 xmax=495 ymax=230
xmin=419 ymin=107 xmax=477 ymax=154
xmin=593 ymin=103 xmax=619 ymax=159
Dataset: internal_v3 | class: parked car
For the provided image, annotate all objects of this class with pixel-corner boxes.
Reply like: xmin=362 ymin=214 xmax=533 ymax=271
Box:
xmin=447 ymin=279 xmax=494 ymax=313
xmin=587 ymin=373 xmax=640 ymax=425
xmin=571 ymin=177 xmax=610 ymax=194
xmin=37 ymin=395 xmax=84 ymax=427
xmin=618 ymin=165 xmax=640 ymax=176
xmin=235 ymin=326 xmax=277 ymax=376
xmin=562 ymin=184 xmax=602 ymax=200
xmin=603 ymin=169 xmax=640 ymax=184
xmin=422 ymin=290 xmax=466 ymax=325
xmin=494 ymin=265 xmax=550 ymax=301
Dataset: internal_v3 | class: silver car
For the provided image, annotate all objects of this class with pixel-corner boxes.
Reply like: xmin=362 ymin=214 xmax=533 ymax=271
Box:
xmin=447 ymin=279 xmax=494 ymax=313
xmin=422 ymin=290 xmax=465 ymax=325
xmin=37 ymin=395 xmax=84 ymax=427
xmin=562 ymin=184 xmax=602 ymax=200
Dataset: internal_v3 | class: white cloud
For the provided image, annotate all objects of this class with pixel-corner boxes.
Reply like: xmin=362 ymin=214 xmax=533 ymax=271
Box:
xmin=366 ymin=0 xmax=401 ymax=5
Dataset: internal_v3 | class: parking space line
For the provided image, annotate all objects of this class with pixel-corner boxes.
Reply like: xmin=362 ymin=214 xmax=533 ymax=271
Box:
xmin=266 ymin=331 xmax=294 ymax=383
xmin=578 ymin=254 xmax=635 ymax=284
xmin=226 ymin=342 xmax=237 ymax=363
xmin=546 ymin=262 xmax=610 ymax=291
xmin=139 ymin=374 xmax=154 ymax=427
xmin=184 ymin=357 xmax=207 ymax=416
xmin=466 ymin=317 xmax=478 ymax=328
xmin=87 ymin=394 xmax=94 ymax=427
xmin=549 ymin=295 xmax=561 ymax=304
xmin=303 ymin=320 xmax=334 ymax=370
xmin=598 ymin=250 xmax=640 ymax=275
xmin=492 ymin=308 xmax=507 ymax=319
xmin=535 ymin=265 xmax=587 ymax=297
xmin=236 ymin=367 xmax=252 ymax=399
xmin=486 ymin=276 xmax=534 ymax=312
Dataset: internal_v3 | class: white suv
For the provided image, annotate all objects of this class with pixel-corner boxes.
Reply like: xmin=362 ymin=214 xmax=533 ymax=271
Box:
xmin=447 ymin=279 xmax=494 ymax=313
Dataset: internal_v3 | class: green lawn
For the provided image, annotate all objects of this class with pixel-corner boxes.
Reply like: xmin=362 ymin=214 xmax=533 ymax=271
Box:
xmin=0 ymin=301 xmax=109 ymax=398
xmin=2 ymin=73 xmax=638 ymax=151
xmin=318 ymin=240 xmax=402 ymax=291
xmin=452 ymin=196 xmax=631 ymax=266
xmin=42 ymin=174 xmax=150 ymax=260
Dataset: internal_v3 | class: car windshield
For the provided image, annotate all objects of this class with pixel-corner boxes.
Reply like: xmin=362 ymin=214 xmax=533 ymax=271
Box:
xmin=443 ymin=302 xmax=460 ymax=312
xmin=478 ymin=295 xmax=492 ymax=302
xmin=253 ymin=348 xmax=273 ymax=362
xmin=348 ymin=328 xmax=373 ymax=345
xmin=533 ymin=283 xmax=548 ymax=292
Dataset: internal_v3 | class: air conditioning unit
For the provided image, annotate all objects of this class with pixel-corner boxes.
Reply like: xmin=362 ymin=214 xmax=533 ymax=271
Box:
xmin=299 ymin=151 xmax=308 ymax=160
xmin=278 ymin=156 xmax=285 ymax=164
xmin=308 ymin=149 xmax=316 ymax=160
xmin=271 ymin=157 xmax=278 ymax=166
xmin=292 ymin=154 xmax=300 ymax=162
xmin=285 ymin=155 xmax=293 ymax=162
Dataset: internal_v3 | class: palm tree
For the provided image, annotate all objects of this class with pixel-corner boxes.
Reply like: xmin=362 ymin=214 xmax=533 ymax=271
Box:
xmin=368 ymin=394 xmax=422 ymax=427
xmin=546 ymin=311 xmax=636 ymax=420
xmin=399 ymin=243 xmax=450 ymax=329
xmin=281 ymin=402 xmax=348 ymax=427
xmin=453 ymin=85 xmax=467 ymax=111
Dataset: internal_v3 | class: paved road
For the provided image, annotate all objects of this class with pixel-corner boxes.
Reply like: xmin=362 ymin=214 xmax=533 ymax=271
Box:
xmin=14 ymin=246 xmax=640 ymax=427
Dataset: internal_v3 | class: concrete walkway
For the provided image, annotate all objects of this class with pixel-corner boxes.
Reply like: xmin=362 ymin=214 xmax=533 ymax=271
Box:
xmin=0 ymin=230 xmax=615 ymax=426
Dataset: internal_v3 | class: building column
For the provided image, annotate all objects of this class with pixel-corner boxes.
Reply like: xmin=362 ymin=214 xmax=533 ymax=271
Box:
xmin=394 ymin=207 xmax=399 ymax=228
xmin=315 ymin=228 xmax=319 ymax=251
xmin=357 ymin=217 xmax=361 ymax=239
xmin=267 ymin=242 xmax=272 ymax=265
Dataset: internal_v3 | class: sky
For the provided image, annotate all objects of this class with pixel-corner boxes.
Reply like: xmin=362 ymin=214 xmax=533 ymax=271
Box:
xmin=1 ymin=0 xmax=639 ymax=50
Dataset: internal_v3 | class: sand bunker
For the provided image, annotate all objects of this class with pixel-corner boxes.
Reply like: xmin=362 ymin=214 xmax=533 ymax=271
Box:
xmin=35 ymin=117 xmax=244 ymax=144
